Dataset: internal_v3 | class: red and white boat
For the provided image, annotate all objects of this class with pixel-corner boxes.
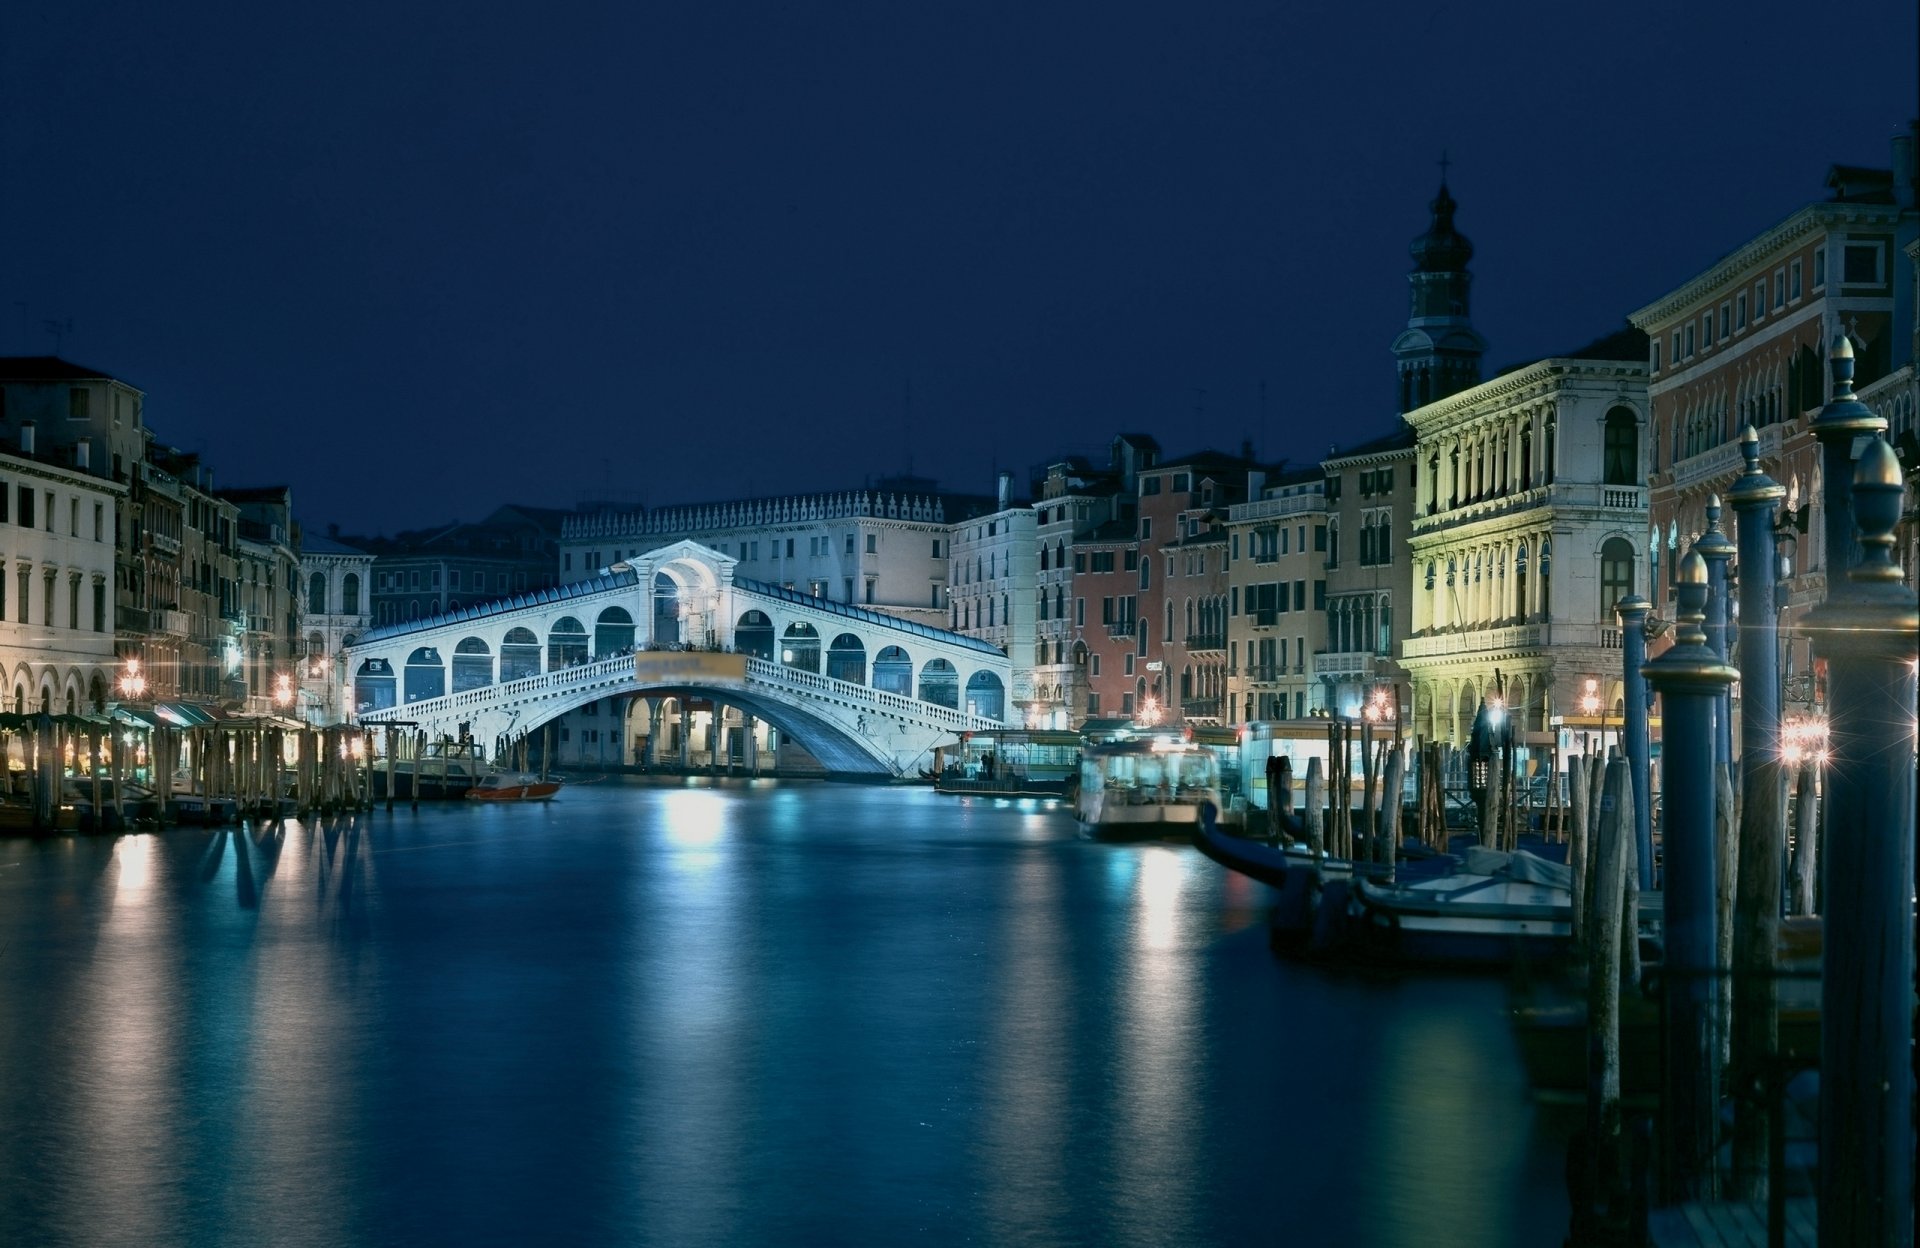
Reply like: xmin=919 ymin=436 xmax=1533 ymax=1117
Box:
xmin=465 ymin=771 xmax=563 ymax=802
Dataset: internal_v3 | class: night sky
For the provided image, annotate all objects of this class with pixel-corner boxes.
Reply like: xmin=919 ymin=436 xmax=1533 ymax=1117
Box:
xmin=3 ymin=1 xmax=1914 ymax=535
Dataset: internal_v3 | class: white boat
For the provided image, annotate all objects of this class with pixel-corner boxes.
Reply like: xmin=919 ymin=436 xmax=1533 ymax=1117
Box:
xmin=1076 ymin=736 xmax=1223 ymax=841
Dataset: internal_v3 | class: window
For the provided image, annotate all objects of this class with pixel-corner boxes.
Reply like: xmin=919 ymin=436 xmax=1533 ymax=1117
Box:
xmin=1090 ymin=654 xmax=1100 ymax=676
xmin=1139 ymin=518 xmax=1152 ymax=541
xmin=68 ymin=388 xmax=89 ymax=420
xmin=1172 ymin=472 xmax=1190 ymax=491
xmin=1651 ymin=340 xmax=1662 ymax=372
xmin=1087 ymin=692 xmax=1100 ymax=715
xmin=786 ymin=539 xmax=795 ymax=558
xmin=844 ymin=534 xmax=855 ymax=555
xmin=1736 ymin=292 xmax=1747 ymax=330
xmin=1719 ymin=303 xmax=1731 ymax=338
xmin=1812 ymin=249 xmax=1826 ymax=289
xmin=93 ymin=503 xmax=104 ymax=540
xmin=1683 ymin=324 xmax=1694 ymax=357
xmin=1773 ymin=270 xmax=1785 ymax=309
xmin=1600 ymin=537 xmax=1635 ymax=615
xmin=1603 ymin=408 xmax=1638 ymax=485
xmin=1842 ymin=243 xmax=1881 ymax=284
xmin=1293 ymin=581 xmax=1306 ymax=611
xmin=1141 ymin=476 xmax=1161 ymax=496
xmin=93 ymin=581 xmax=105 ymax=632
xmin=1670 ymin=330 xmax=1681 ymax=363
xmin=866 ymin=534 xmax=878 ymax=554
xmin=1753 ymin=281 xmax=1766 ymax=321
xmin=1139 ymin=559 xmax=1150 ymax=590
xmin=1789 ymin=259 xmax=1802 ymax=301
xmin=931 ymin=539 xmax=940 ymax=558
xmin=1075 ymin=597 xmax=1085 ymax=625
xmin=1701 ymin=313 xmax=1713 ymax=349
xmin=42 ymin=492 xmax=53 ymax=531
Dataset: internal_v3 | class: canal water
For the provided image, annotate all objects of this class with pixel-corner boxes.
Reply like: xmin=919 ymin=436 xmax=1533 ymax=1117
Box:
xmin=0 ymin=781 xmax=1569 ymax=1247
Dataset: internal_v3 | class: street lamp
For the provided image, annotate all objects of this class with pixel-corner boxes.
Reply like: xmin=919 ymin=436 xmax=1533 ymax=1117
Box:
xmin=1580 ymin=676 xmax=1601 ymax=755
xmin=1362 ymin=686 xmax=1394 ymax=724
xmin=118 ymin=658 xmax=147 ymax=701
xmin=1137 ymin=696 xmax=1161 ymax=727
xmin=272 ymin=672 xmax=295 ymax=718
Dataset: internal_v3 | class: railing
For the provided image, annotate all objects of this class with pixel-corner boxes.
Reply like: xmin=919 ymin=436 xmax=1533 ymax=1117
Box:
xmin=1180 ymin=698 xmax=1221 ymax=718
xmin=1229 ymin=492 xmax=1325 ymax=523
xmin=1105 ymin=620 xmax=1136 ymax=639
xmin=154 ymin=609 xmax=189 ymax=637
xmin=1312 ymin=650 xmax=1371 ymax=677
xmin=1401 ymin=620 xmax=1627 ymax=659
xmin=1183 ymin=632 xmax=1225 ymax=651
xmin=1671 ymin=423 xmax=1785 ymax=491
xmin=1243 ymin=663 xmax=1282 ymax=683
xmin=357 ymin=649 xmax=1002 ymax=736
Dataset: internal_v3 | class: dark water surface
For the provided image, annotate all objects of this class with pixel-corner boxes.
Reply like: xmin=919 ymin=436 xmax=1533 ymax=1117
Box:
xmin=0 ymin=781 xmax=1568 ymax=1247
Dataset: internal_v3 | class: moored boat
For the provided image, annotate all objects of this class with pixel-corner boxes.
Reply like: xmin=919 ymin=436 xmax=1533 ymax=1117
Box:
xmin=1076 ymin=735 xmax=1223 ymax=841
xmin=466 ymin=771 xmax=563 ymax=802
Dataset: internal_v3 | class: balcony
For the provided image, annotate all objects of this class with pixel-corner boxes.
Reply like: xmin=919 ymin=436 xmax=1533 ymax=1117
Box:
xmin=1229 ymin=493 xmax=1326 ymax=523
xmin=1181 ymin=697 xmax=1221 ymax=719
xmin=1243 ymin=663 xmax=1282 ymax=683
xmin=1671 ymin=424 xmax=1786 ymax=492
xmin=1184 ymin=632 xmax=1225 ymax=651
xmin=1400 ymin=620 xmax=1622 ymax=661
xmin=153 ymin=609 xmax=189 ymax=637
xmin=1105 ymin=619 xmax=1136 ymax=639
xmin=1312 ymin=650 xmax=1372 ymax=678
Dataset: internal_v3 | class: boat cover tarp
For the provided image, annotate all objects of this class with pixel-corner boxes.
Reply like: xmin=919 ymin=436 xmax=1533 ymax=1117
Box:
xmin=1464 ymin=845 xmax=1572 ymax=891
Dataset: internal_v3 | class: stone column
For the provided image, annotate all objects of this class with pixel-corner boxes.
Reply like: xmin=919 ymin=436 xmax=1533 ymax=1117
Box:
xmin=1806 ymin=440 xmax=1916 ymax=1248
xmin=743 ymin=715 xmax=757 ymax=775
xmin=1642 ymin=552 xmax=1739 ymax=1202
xmin=678 ymin=702 xmax=691 ymax=770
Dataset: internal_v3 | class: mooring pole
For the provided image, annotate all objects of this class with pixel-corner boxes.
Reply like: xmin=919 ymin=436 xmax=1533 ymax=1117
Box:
xmin=1694 ymin=495 xmax=1736 ymax=770
xmin=1642 ymin=551 xmax=1739 ymax=1203
xmin=1726 ymin=424 xmax=1787 ymax=1198
xmin=1806 ymin=439 xmax=1916 ymax=1248
xmin=1615 ymin=593 xmax=1655 ymax=890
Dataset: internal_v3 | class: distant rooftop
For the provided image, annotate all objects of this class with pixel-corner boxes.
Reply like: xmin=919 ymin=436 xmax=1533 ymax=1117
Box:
xmin=0 ymin=356 xmax=131 ymax=384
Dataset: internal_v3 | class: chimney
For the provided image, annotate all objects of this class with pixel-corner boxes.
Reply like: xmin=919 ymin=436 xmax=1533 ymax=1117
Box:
xmin=1247 ymin=469 xmax=1267 ymax=499
xmin=20 ymin=422 xmax=34 ymax=455
xmin=996 ymin=471 xmax=1012 ymax=510
xmin=76 ymin=438 xmax=90 ymax=470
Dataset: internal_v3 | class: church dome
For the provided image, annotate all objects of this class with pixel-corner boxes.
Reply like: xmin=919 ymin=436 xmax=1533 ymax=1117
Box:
xmin=1410 ymin=183 xmax=1474 ymax=273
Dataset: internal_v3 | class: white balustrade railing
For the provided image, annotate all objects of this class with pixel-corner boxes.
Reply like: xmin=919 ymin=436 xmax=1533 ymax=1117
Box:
xmin=356 ymin=649 xmax=1001 ymax=735
xmin=1401 ymin=620 xmax=1630 ymax=660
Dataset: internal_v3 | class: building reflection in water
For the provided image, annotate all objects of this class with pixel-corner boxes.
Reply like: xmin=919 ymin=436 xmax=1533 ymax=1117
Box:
xmin=980 ymin=848 xmax=1070 ymax=1243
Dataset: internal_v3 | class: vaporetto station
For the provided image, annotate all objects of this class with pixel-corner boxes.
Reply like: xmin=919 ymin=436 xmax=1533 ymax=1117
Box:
xmin=343 ymin=541 xmax=1012 ymax=778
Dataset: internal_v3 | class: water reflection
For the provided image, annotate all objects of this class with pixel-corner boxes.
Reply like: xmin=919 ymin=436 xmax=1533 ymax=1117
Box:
xmin=0 ymin=784 xmax=1567 ymax=1247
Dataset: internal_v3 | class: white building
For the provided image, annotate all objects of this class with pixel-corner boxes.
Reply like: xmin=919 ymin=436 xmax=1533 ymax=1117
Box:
xmin=560 ymin=482 xmax=990 ymax=625
xmin=946 ymin=473 xmax=1034 ymax=721
xmin=0 ymin=447 xmax=123 ymax=714
xmin=299 ymin=532 xmax=374 ymax=725
xmin=1400 ymin=336 xmax=1650 ymax=745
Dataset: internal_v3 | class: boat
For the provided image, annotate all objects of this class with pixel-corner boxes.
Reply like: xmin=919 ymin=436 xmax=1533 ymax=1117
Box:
xmin=466 ymin=771 xmax=563 ymax=802
xmin=932 ymin=729 xmax=1078 ymax=797
xmin=1076 ymin=735 xmax=1224 ymax=841
xmin=372 ymin=739 xmax=490 ymax=800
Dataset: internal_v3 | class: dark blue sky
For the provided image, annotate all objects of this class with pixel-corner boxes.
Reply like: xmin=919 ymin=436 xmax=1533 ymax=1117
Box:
xmin=3 ymin=1 xmax=1914 ymax=534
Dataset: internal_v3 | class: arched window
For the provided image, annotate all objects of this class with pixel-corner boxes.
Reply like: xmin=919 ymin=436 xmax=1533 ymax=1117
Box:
xmin=341 ymin=573 xmax=360 ymax=614
xmin=965 ymin=670 xmax=1004 ymax=720
xmin=873 ymin=645 xmax=912 ymax=694
xmin=594 ymin=607 xmax=635 ymax=657
xmin=452 ymin=637 xmax=493 ymax=692
xmin=354 ymin=658 xmax=395 ymax=713
xmin=547 ymin=617 xmax=589 ymax=668
xmin=781 ymin=622 xmax=821 ymax=673
xmin=308 ymin=571 xmax=327 ymax=614
xmin=826 ymin=634 xmax=866 ymax=684
xmin=1600 ymin=537 xmax=1635 ymax=616
xmin=919 ymin=658 xmax=958 ymax=708
xmin=1603 ymin=407 xmax=1638 ymax=484
xmin=735 ymin=610 xmax=774 ymax=660
xmin=404 ymin=646 xmax=446 ymax=703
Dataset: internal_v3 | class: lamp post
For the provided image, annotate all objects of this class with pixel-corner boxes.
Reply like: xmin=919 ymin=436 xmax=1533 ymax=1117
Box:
xmin=118 ymin=657 xmax=147 ymax=702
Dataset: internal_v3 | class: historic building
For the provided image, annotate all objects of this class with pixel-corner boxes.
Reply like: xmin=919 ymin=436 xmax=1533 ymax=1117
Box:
xmin=220 ymin=486 xmax=303 ymax=717
xmin=357 ymin=504 xmax=568 ymax=628
xmin=0 ymin=443 xmax=122 ymax=714
xmin=1627 ymin=128 xmax=1917 ymax=667
xmin=1225 ymin=467 xmax=1326 ymax=723
xmin=1386 ymin=180 xmax=1651 ymax=744
xmin=1318 ymin=426 xmax=1418 ymax=720
xmin=1029 ymin=456 xmax=1126 ymax=728
xmin=298 ymin=530 xmax=374 ymax=725
xmin=1136 ymin=450 xmax=1247 ymax=727
xmin=946 ymin=473 xmax=1033 ymax=721
xmin=559 ymin=479 xmax=990 ymax=623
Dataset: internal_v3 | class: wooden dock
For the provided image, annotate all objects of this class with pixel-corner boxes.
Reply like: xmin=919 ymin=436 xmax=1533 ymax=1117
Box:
xmin=1648 ymin=1196 xmax=1814 ymax=1246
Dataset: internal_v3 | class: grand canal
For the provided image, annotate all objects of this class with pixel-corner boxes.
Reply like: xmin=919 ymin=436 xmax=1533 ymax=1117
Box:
xmin=0 ymin=780 xmax=1569 ymax=1246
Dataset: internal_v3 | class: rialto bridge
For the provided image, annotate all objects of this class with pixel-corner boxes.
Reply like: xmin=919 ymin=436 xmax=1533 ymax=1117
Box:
xmin=342 ymin=541 xmax=1010 ymax=778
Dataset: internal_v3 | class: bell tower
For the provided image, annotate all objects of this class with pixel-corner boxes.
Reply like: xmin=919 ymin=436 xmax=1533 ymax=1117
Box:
xmin=1392 ymin=171 xmax=1489 ymax=413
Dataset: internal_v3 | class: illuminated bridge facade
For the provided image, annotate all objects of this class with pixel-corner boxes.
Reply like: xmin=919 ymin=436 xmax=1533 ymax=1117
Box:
xmin=343 ymin=541 xmax=1010 ymax=777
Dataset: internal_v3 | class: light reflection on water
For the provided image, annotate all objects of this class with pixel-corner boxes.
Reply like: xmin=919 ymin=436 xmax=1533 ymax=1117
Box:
xmin=0 ymin=782 xmax=1567 ymax=1247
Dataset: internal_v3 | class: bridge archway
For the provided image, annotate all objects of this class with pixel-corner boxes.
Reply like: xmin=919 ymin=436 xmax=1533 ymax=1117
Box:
xmin=595 ymin=607 xmax=635 ymax=657
xmin=736 ymin=610 xmax=774 ymax=660
xmin=782 ymin=622 xmax=821 ymax=673
xmin=502 ymin=627 xmax=541 ymax=680
xmin=548 ymin=617 xmax=588 ymax=669
xmin=965 ymin=670 xmax=1005 ymax=720
xmin=826 ymin=633 xmax=866 ymax=684
xmin=453 ymin=637 xmax=493 ymax=691
xmin=356 ymin=658 xmax=395 ymax=713
xmin=874 ymin=645 xmax=912 ymax=695
xmin=920 ymin=658 xmax=958 ymax=709
xmin=405 ymin=646 xmax=446 ymax=703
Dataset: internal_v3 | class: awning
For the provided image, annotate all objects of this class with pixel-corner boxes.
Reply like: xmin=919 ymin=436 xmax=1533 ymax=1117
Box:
xmin=151 ymin=703 xmax=219 ymax=728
